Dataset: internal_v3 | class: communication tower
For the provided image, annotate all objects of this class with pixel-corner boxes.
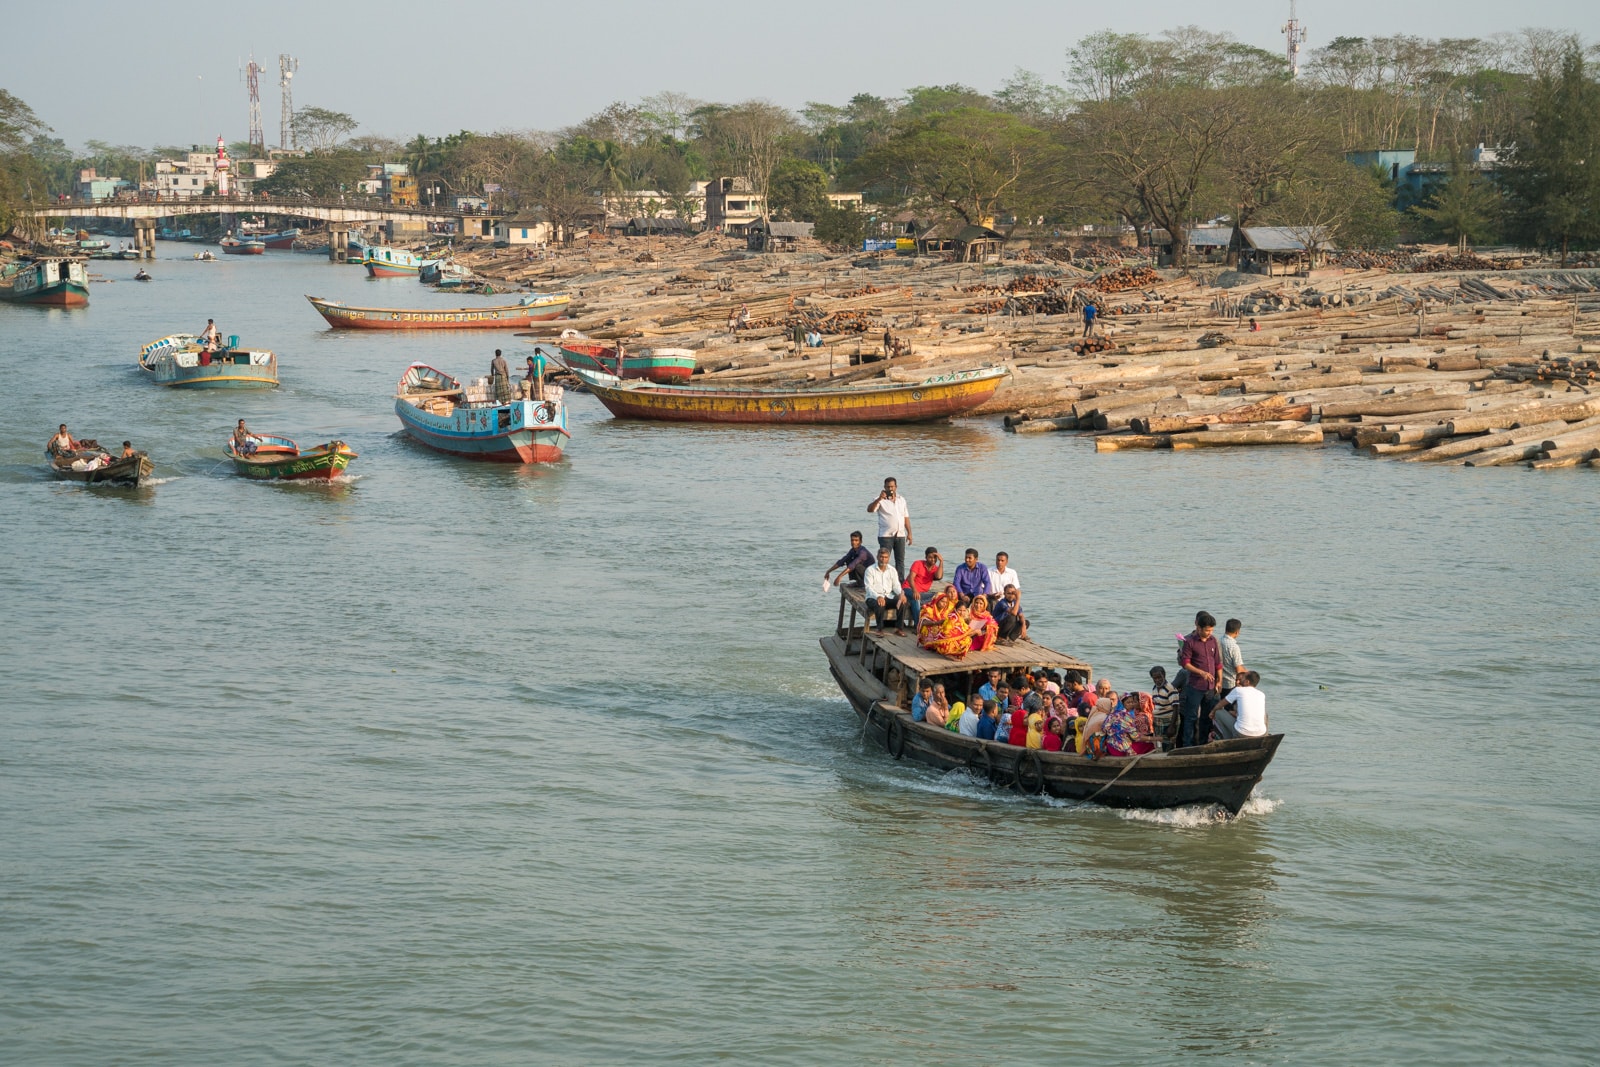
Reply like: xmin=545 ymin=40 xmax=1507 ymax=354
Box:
xmin=1282 ymin=0 xmax=1307 ymax=79
xmin=278 ymin=54 xmax=299 ymax=149
xmin=243 ymin=55 xmax=266 ymax=156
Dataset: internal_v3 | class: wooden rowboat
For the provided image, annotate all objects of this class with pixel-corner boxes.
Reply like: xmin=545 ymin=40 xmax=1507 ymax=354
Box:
xmin=534 ymin=339 xmax=696 ymax=383
xmin=567 ymin=364 xmax=1008 ymax=424
xmin=226 ymin=434 xmax=357 ymax=480
xmin=306 ymin=293 xmax=571 ymax=330
xmin=46 ymin=439 xmax=153 ymax=487
xmin=822 ymin=585 xmax=1282 ymax=815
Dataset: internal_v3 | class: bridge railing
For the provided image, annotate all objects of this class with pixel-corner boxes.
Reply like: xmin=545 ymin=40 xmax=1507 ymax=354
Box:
xmin=28 ymin=195 xmax=495 ymax=218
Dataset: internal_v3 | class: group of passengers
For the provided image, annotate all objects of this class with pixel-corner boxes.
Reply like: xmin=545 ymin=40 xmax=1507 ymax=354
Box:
xmin=822 ymin=477 xmax=1269 ymax=755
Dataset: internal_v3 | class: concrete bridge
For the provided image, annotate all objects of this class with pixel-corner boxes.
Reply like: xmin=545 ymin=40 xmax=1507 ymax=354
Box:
xmin=25 ymin=195 xmax=488 ymax=225
xmin=23 ymin=196 xmax=501 ymax=259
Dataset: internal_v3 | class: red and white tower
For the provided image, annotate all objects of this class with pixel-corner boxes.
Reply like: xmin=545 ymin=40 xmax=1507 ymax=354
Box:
xmin=215 ymin=135 xmax=232 ymax=196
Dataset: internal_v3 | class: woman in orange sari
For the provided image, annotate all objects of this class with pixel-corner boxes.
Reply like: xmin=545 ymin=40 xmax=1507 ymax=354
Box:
xmin=918 ymin=585 xmax=973 ymax=658
xmin=968 ymin=594 xmax=1000 ymax=653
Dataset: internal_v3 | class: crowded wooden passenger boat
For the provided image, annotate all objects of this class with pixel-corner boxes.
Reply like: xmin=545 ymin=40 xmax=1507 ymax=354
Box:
xmin=820 ymin=581 xmax=1283 ymax=815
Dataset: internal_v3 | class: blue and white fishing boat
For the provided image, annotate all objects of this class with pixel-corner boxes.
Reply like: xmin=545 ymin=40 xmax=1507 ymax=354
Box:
xmin=364 ymin=245 xmax=424 ymax=277
xmin=394 ymin=361 xmax=569 ymax=463
xmin=138 ymin=334 xmax=279 ymax=388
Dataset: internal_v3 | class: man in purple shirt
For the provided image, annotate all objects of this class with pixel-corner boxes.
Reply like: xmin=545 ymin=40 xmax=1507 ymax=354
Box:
xmin=1178 ymin=610 xmax=1223 ymax=747
xmin=824 ymin=531 xmax=874 ymax=587
xmin=951 ymin=548 xmax=990 ymax=604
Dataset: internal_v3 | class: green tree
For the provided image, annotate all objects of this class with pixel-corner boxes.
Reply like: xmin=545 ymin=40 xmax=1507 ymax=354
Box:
xmin=255 ymin=152 xmax=368 ymax=197
xmin=813 ymin=203 xmax=866 ymax=249
xmin=1410 ymin=166 xmax=1502 ymax=250
xmin=848 ymin=108 xmax=1048 ymax=226
xmin=1500 ymin=44 xmax=1600 ymax=261
xmin=1067 ymin=87 xmax=1246 ymax=268
xmin=0 ymin=90 xmax=49 ymax=232
xmin=767 ymin=159 xmax=828 ymax=220
xmin=292 ymin=107 xmax=358 ymax=152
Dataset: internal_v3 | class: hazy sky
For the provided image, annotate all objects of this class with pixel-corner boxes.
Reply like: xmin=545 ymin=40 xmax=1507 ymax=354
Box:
xmin=10 ymin=0 xmax=1598 ymax=150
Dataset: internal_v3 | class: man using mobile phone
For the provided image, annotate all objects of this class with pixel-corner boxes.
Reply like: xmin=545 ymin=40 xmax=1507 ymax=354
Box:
xmin=866 ymin=477 xmax=911 ymax=580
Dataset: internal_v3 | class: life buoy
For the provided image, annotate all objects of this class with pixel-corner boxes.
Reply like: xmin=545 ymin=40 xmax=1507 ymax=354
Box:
xmin=885 ymin=716 xmax=907 ymax=760
xmin=533 ymin=405 xmax=549 ymax=424
xmin=1014 ymin=749 xmax=1045 ymax=794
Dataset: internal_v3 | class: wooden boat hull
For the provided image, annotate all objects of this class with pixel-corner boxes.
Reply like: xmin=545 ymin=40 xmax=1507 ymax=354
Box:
xmin=307 ymin=294 xmax=571 ymax=330
xmin=48 ymin=451 xmax=153 ymax=487
xmin=220 ymin=239 xmax=265 ymax=255
xmin=2 ymin=259 xmax=91 ymax=306
xmin=549 ymin=342 xmax=696 ymax=383
xmin=227 ymin=438 xmax=356 ymax=480
xmin=139 ymin=335 xmax=278 ymax=388
xmin=3 ymin=281 xmax=90 ymax=306
xmin=570 ymin=365 xmax=1007 ymax=424
xmin=394 ymin=363 xmax=569 ymax=463
xmin=396 ymin=400 xmax=568 ymax=461
xmin=821 ymin=633 xmax=1281 ymax=815
xmin=247 ymin=229 xmax=299 ymax=249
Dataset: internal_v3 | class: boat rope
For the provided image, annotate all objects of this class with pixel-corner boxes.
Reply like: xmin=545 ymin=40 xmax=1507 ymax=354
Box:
xmin=1083 ymin=751 xmax=1150 ymax=804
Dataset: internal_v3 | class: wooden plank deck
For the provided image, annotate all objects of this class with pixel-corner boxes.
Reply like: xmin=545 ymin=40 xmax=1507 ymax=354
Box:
xmin=837 ymin=583 xmax=1091 ymax=677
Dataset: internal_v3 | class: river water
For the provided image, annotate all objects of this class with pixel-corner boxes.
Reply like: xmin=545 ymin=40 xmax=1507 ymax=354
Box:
xmin=2 ymin=245 xmax=1596 ymax=1065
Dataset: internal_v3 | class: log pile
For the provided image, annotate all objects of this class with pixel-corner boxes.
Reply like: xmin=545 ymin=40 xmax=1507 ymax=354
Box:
xmin=433 ymin=232 xmax=1599 ymax=469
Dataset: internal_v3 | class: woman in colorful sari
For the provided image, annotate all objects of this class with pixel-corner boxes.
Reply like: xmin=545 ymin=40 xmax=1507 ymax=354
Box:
xmin=1085 ymin=697 xmax=1138 ymax=759
xmin=918 ymin=585 xmax=974 ymax=659
xmin=967 ymin=594 xmax=1000 ymax=653
xmin=1126 ymin=691 xmax=1157 ymax=755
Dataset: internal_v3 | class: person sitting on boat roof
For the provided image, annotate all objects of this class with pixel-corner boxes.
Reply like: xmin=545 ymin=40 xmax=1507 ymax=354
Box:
xmin=967 ymin=595 xmax=999 ymax=653
xmin=985 ymin=552 xmax=1021 ymax=600
xmin=951 ymin=549 xmax=989 ymax=606
xmin=864 ymin=548 xmax=909 ymax=636
xmin=993 ymin=585 xmax=1027 ymax=645
xmin=490 ymin=349 xmax=513 ymax=403
xmin=48 ymin=424 xmax=78 ymax=455
xmin=233 ymin=419 xmax=258 ymax=456
xmin=824 ymin=531 xmax=873 ymax=588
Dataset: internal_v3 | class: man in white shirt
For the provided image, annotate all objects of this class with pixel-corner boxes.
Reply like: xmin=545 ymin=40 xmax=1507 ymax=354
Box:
xmin=866 ymin=477 xmax=912 ymax=580
xmin=1219 ymin=618 xmax=1245 ymax=695
xmin=986 ymin=551 xmax=1021 ymax=599
xmin=1212 ymin=670 xmax=1267 ymax=739
xmin=863 ymin=548 xmax=908 ymax=634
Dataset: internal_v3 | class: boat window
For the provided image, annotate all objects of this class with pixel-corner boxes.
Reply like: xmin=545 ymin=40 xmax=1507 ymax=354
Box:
xmin=58 ymin=262 xmax=69 ymax=281
xmin=497 ymin=408 xmax=510 ymax=431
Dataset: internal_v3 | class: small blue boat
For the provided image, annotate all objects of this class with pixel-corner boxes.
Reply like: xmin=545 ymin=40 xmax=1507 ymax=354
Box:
xmin=394 ymin=362 xmax=568 ymax=463
xmin=139 ymin=334 xmax=279 ymax=389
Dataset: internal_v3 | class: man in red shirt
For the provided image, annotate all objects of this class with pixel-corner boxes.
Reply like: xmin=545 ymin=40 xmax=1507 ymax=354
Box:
xmin=906 ymin=546 xmax=943 ymax=627
xmin=1178 ymin=611 xmax=1222 ymax=747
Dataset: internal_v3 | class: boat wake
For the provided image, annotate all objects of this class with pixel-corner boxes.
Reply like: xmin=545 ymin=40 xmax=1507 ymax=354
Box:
xmin=1109 ymin=792 xmax=1281 ymax=827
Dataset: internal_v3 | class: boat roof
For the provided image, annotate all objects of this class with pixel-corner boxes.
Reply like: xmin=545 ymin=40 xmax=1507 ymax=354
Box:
xmin=838 ymin=584 xmax=1090 ymax=677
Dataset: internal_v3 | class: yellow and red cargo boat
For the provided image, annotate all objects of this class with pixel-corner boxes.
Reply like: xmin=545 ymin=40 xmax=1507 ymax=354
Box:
xmin=567 ymin=364 xmax=1007 ymax=424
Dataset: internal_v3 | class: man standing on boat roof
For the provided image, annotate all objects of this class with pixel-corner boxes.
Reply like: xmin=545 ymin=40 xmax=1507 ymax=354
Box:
xmin=867 ymin=477 xmax=911 ymax=580
xmin=490 ymin=349 xmax=512 ymax=403
xmin=199 ymin=319 xmax=220 ymax=348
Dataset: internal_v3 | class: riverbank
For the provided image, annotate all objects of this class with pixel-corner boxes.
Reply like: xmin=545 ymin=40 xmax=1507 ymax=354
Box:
xmin=428 ymin=234 xmax=1600 ymax=469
